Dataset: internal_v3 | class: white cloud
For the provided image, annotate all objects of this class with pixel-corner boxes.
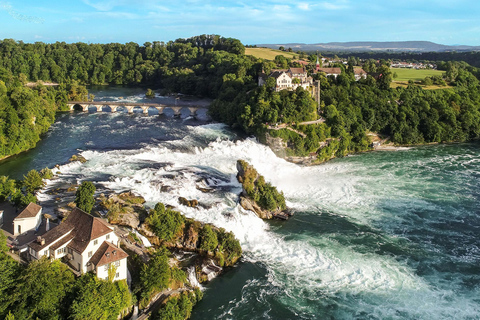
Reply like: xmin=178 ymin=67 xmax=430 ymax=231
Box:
xmin=298 ymin=3 xmax=310 ymax=11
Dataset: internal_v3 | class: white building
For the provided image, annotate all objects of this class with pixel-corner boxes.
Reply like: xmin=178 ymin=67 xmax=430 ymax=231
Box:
xmin=13 ymin=202 xmax=42 ymax=235
xmin=259 ymin=67 xmax=313 ymax=92
xmin=28 ymin=207 xmax=128 ymax=281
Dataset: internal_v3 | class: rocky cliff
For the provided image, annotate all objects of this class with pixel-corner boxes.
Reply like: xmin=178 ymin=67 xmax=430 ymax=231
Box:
xmin=236 ymin=160 xmax=292 ymax=220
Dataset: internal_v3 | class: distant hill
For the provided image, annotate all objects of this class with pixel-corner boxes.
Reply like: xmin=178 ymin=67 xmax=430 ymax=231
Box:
xmin=254 ymin=41 xmax=480 ymax=53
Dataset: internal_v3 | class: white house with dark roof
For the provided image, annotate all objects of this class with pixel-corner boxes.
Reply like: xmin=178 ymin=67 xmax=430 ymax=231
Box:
xmin=28 ymin=207 xmax=128 ymax=281
xmin=13 ymin=202 xmax=42 ymax=235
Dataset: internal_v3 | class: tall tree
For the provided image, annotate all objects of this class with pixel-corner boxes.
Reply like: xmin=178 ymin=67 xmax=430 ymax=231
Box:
xmin=75 ymin=181 xmax=96 ymax=213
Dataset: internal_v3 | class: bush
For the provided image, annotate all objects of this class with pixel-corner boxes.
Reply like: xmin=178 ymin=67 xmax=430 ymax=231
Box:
xmin=145 ymin=203 xmax=185 ymax=242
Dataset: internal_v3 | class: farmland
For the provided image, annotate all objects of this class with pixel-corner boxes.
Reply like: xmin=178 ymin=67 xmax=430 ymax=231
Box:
xmin=245 ymin=47 xmax=297 ymax=60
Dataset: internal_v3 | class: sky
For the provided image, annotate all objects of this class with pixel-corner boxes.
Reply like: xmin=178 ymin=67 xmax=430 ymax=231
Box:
xmin=0 ymin=0 xmax=479 ymax=45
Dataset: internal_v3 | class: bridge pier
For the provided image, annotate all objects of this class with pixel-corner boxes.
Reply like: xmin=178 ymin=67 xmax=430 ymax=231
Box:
xmin=125 ymin=106 xmax=134 ymax=114
xmin=110 ymin=105 xmax=118 ymax=113
xmin=141 ymin=106 xmax=149 ymax=114
xmin=172 ymin=107 xmax=182 ymax=118
xmin=156 ymin=107 xmax=165 ymax=115
xmin=94 ymin=105 xmax=103 ymax=112
xmin=81 ymin=104 xmax=89 ymax=112
xmin=67 ymin=104 xmax=75 ymax=111
xmin=188 ymin=107 xmax=198 ymax=118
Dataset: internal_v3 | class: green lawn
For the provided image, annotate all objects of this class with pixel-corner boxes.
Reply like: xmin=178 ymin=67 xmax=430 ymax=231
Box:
xmin=245 ymin=47 xmax=298 ymax=60
xmin=391 ymin=68 xmax=445 ymax=82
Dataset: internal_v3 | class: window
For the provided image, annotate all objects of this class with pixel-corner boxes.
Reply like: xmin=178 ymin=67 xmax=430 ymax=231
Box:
xmin=104 ymin=265 xmax=108 ymax=272
xmin=44 ymin=250 xmax=48 ymax=256
xmin=115 ymin=261 xmax=120 ymax=267
xmin=88 ymin=251 xmax=92 ymax=258
xmin=106 ymin=234 xmax=110 ymax=240
xmin=57 ymin=248 xmax=64 ymax=254
xmin=115 ymin=272 xmax=119 ymax=278
xmin=67 ymin=248 xmax=73 ymax=254
xmin=94 ymin=239 xmax=98 ymax=245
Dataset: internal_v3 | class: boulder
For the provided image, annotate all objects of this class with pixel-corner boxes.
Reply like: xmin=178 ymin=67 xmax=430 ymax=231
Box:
xmin=178 ymin=197 xmax=199 ymax=208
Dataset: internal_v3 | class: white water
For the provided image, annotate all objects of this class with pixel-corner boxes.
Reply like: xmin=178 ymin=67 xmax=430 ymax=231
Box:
xmin=51 ymin=123 xmax=479 ymax=319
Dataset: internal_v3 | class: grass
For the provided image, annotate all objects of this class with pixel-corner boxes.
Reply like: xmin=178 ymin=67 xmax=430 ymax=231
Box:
xmin=390 ymin=68 xmax=451 ymax=90
xmin=391 ymin=68 xmax=445 ymax=82
xmin=245 ymin=47 xmax=298 ymax=60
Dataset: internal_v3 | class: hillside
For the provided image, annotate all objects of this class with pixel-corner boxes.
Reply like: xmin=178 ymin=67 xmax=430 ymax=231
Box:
xmin=245 ymin=47 xmax=297 ymax=60
xmin=255 ymin=41 xmax=480 ymax=53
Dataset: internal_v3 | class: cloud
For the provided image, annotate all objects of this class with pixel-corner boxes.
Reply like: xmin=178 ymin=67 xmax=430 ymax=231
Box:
xmin=298 ymin=3 xmax=310 ymax=11
xmin=317 ymin=1 xmax=350 ymax=10
xmin=0 ymin=1 xmax=44 ymax=23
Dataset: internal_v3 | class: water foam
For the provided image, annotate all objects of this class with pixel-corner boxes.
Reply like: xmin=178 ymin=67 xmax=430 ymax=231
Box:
xmin=52 ymin=123 xmax=480 ymax=319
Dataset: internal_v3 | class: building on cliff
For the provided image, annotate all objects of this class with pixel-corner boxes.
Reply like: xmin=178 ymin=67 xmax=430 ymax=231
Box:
xmin=258 ymin=67 xmax=314 ymax=92
xmin=28 ymin=207 xmax=128 ymax=281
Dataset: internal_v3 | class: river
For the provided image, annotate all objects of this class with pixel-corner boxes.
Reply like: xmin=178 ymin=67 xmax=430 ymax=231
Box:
xmin=1 ymin=87 xmax=479 ymax=319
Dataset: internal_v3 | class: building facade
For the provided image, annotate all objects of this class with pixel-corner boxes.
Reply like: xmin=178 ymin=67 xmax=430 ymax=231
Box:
xmin=13 ymin=202 xmax=42 ymax=235
xmin=28 ymin=207 xmax=128 ymax=281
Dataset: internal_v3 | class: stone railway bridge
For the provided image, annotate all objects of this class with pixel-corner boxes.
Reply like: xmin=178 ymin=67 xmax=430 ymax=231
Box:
xmin=67 ymin=101 xmax=208 ymax=117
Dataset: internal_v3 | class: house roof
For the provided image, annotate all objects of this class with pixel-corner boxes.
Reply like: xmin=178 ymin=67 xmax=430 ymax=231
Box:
xmin=15 ymin=202 xmax=42 ymax=220
xmin=64 ymin=207 xmax=114 ymax=253
xmin=317 ymin=68 xmax=342 ymax=74
xmin=289 ymin=67 xmax=306 ymax=74
xmin=29 ymin=223 xmax=74 ymax=251
xmin=88 ymin=241 xmax=128 ymax=267
xmin=29 ymin=207 xmax=114 ymax=254
xmin=50 ymin=233 xmax=75 ymax=251
xmin=270 ymin=70 xmax=290 ymax=79
xmin=295 ymin=60 xmax=309 ymax=66
xmin=354 ymin=68 xmax=367 ymax=75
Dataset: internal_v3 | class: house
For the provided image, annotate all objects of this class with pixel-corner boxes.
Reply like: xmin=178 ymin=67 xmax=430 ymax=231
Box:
xmin=258 ymin=67 xmax=313 ymax=92
xmin=316 ymin=68 xmax=342 ymax=78
xmin=354 ymin=68 xmax=367 ymax=80
xmin=28 ymin=207 xmax=128 ymax=281
xmin=13 ymin=202 xmax=42 ymax=235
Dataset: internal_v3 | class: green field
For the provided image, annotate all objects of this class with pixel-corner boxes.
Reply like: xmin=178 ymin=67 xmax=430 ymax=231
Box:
xmin=245 ymin=47 xmax=297 ymax=60
xmin=391 ymin=68 xmax=445 ymax=82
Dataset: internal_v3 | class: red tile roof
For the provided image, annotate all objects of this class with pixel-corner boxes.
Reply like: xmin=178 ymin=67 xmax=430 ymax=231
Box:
xmin=88 ymin=241 xmax=128 ymax=267
xmin=317 ymin=68 xmax=342 ymax=74
xmin=289 ymin=67 xmax=306 ymax=74
xmin=64 ymin=208 xmax=114 ymax=253
xmin=15 ymin=202 xmax=42 ymax=219
xmin=29 ymin=207 xmax=114 ymax=254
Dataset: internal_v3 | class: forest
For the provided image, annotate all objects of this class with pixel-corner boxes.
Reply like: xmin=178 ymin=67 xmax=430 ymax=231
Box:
xmin=1 ymin=34 xmax=480 ymax=163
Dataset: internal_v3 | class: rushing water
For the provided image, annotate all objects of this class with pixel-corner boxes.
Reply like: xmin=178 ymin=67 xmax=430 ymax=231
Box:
xmin=1 ymin=88 xmax=479 ymax=319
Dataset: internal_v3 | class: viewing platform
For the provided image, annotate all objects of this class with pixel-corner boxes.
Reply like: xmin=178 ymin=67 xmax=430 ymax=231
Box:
xmin=67 ymin=101 xmax=208 ymax=117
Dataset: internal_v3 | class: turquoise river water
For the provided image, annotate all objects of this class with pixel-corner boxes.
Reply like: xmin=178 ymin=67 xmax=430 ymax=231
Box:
xmin=1 ymin=88 xmax=479 ymax=319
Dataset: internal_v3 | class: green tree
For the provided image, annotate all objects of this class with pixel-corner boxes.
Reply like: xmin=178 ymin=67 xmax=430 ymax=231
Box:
xmin=200 ymin=225 xmax=218 ymax=253
xmin=145 ymin=203 xmax=185 ymax=242
xmin=75 ymin=181 xmax=96 ymax=213
xmin=11 ymin=258 xmax=75 ymax=320
xmin=23 ymin=170 xmax=43 ymax=194
xmin=69 ymin=273 xmax=132 ymax=320
xmin=140 ymin=248 xmax=171 ymax=301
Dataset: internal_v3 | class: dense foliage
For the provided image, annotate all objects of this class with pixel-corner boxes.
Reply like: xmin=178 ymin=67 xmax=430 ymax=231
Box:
xmin=154 ymin=289 xmax=203 ymax=320
xmin=0 ymin=35 xmax=251 ymax=98
xmin=146 ymin=202 xmax=185 ymax=242
xmin=75 ymin=181 xmax=96 ymax=213
xmin=0 ymin=236 xmax=132 ymax=320
xmin=237 ymin=160 xmax=287 ymax=212
xmin=69 ymin=273 xmax=132 ymax=320
xmin=0 ymin=69 xmax=68 ymax=159
xmin=0 ymin=169 xmax=55 ymax=207
xmin=145 ymin=202 xmax=242 ymax=267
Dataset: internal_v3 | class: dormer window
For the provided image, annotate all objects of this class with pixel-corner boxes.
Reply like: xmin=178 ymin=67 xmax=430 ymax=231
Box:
xmin=94 ymin=239 xmax=98 ymax=245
